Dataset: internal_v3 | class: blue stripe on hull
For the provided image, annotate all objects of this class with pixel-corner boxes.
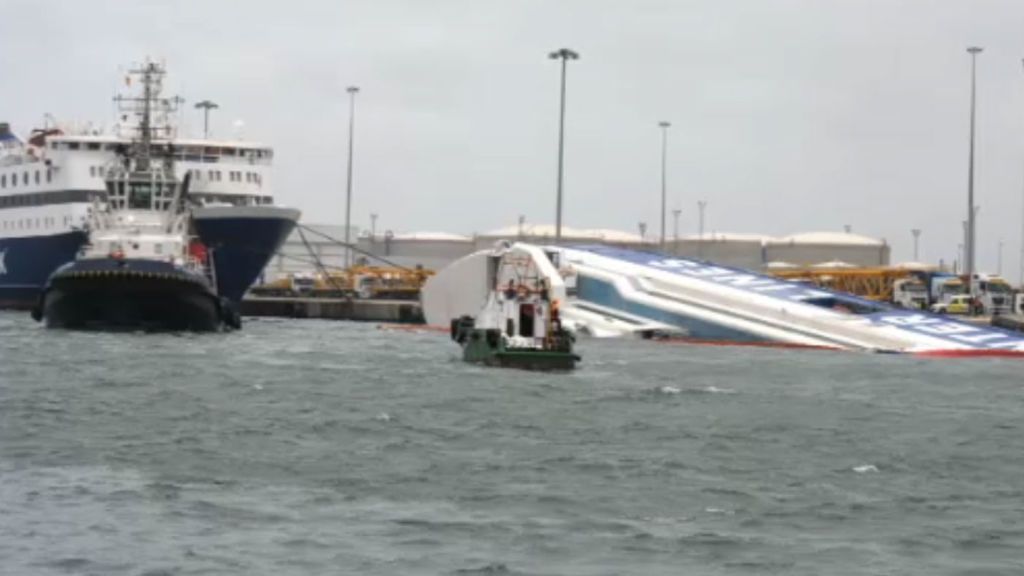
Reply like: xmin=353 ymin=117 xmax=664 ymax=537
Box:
xmin=0 ymin=231 xmax=87 ymax=309
xmin=576 ymin=275 xmax=769 ymax=342
xmin=194 ymin=217 xmax=296 ymax=302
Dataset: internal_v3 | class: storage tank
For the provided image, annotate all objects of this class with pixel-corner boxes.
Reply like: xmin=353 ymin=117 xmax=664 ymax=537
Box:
xmin=669 ymin=233 xmax=770 ymax=270
xmin=764 ymin=232 xmax=890 ymax=268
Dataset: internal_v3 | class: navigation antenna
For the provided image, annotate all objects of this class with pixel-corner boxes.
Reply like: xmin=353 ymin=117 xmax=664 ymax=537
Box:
xmin=113 ymin=60 xmax=184 ymax=169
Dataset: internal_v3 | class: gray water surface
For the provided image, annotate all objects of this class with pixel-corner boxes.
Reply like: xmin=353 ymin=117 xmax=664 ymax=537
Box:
xmin=1 ymin=312 xmax=1023 ymax=575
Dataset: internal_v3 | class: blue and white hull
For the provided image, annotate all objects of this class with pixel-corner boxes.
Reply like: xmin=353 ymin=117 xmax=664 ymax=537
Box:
xmin=192 ymin=205 xmax=300 ymax=303
xmin=0 ymin=230 xmax=87 ymax=309
xmin=0 ymin=206 xmax=298 ymax=310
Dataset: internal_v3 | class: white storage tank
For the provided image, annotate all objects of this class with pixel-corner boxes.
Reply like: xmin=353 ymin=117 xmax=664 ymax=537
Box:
xmin=764 ymin=231 xmax=890 ymax=268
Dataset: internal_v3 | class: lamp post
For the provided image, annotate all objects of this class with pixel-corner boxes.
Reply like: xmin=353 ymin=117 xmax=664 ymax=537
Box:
xmin=672 ymin=208 xmax=681 ymax=255
xmin=194 ymin=100 xmax=218 ymax=139
xmin=1020 ymin=59 xmax=1024 ymax=287
xmin=658 ymin=121 xmax=670 ymax=250
xmin=370 ymin=213 xmax=378 ymax=241
xmin=549 ymin=48 xmax=579 ymax=244
xmin=696 ymin=201 xmax=707 ymax=259
xmin=998 ymin=237 xmax=1004 ymax=275
xmin=965 ymin=46 xmax=983 ymax=285
xmin=638 ymin=222 xmax=647 ymax=244
xmin=344 ymin=86 xmax=359 ymax=268
xmin=911 ymin=228 xmax=921 ymax=261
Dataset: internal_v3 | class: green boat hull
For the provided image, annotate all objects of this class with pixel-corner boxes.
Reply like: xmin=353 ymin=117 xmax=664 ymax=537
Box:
xmin=453 ymin=317 xmax=579 ymax=371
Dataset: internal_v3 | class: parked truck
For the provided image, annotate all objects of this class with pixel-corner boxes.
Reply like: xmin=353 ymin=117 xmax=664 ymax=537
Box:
xmin=970 ymin=273 xmax=1013 ymax=315
xmin=892 ymin=277 xmax=929 ymax=310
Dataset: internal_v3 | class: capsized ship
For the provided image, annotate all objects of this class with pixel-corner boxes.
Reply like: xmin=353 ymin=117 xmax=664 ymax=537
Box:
xmin=423 ymin=243 xmax=1024 ymax=356
xmin=0 ymin=60 xmax=297 ymax=309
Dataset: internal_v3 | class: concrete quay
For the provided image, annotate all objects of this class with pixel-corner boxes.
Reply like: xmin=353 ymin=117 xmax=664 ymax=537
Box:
xmin=241 ymin=297 xmax=424 ymax=324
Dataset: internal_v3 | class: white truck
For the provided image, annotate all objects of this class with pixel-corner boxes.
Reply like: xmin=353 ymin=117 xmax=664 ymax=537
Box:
xmin=892 ymin=277 xmax=929 ymax=310
xmin=971 ymin=273 xmax=1013 ymax=315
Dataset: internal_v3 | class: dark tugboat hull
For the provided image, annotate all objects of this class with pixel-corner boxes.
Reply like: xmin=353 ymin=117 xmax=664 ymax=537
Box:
xmin=35 ymin=259 xmax=236 ymax=332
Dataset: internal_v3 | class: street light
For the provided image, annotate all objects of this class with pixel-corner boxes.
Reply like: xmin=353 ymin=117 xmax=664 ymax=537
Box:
xmin=998 ymin=237 xmax=1004 ymax=275
xmin=370 ymin=213 xmax=378 ymax=241
xmin=549 ymin=48 xmax=579 ymax=244
xmin=672 ymin=208 xmax=682 ymax=255
xmin=344 ymin=86 xmax=360 ymax=268
xmin=1020 ymin=59 xmax=1024 ymax=287
xmin=194 ymin=100 xmax=219 ymax=139
xmin=965 ymin=46 xmax=983 ymax=284
xmin=658 ymin=121 xmax=670 ymax=250
xmin=697 ymin=200 xmax=707 ymax=259
xmin=911 ymin=228 xmax=921 ymax=261
xmin=638 ymin=221 xmax=647 ymax=244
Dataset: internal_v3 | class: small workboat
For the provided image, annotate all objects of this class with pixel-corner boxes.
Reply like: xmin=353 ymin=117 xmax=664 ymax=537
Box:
xmin=450 ymin=270 xmax=579 ymax=371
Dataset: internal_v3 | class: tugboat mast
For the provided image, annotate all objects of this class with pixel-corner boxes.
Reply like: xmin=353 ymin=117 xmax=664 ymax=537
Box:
xmin=113 ymin=60 xmax=183 ymax=167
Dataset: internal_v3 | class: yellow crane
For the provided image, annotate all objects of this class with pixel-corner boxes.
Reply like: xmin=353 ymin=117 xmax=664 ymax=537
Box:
xmin=766 ymin=267 xmax=915 ymax=302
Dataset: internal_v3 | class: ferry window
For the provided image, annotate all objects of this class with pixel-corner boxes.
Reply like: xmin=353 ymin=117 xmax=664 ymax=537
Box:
xmin=68 ymin=142 xmax=80 ymax=150
xmin=23 ymin=172 xmax=29 ymax=185
xmin=87 ymin=142 xmax=101 ymax=151
xmin=89 ymin=166 xmax=95 ymax=177
xmin=46 ymin=169 xmax=52 ymax=183
xmin=1 ymin=174 xmax=5 ymax=187
xmin=35 ymin=171 xmax=40 ymax=184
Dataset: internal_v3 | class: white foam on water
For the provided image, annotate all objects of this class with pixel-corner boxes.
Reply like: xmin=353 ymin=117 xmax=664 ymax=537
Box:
xmin=852 ymin=464 xmax=879 ymax=474
xmin=704 ymin=386 xmax=737 ymax=395
xmin=657 ymin=386 xmax=682 ymax=395
xmin=704 ymin=507 xmax=734 ymax=515
xmin=375 ymin=412 xmax=392 ymax=422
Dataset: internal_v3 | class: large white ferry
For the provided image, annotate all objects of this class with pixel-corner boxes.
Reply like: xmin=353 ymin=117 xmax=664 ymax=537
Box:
xmin=0 ymin=61 xmax=299 ymax=308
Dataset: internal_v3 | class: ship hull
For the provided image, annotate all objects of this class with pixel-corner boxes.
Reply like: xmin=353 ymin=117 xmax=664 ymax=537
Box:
xmin=0 ymin=230 xmax=88 ymax=309
xmin=36 ymin=258 xmax=232 ymax=332
xmin=0 ymin=206 xmax=298 ymax=310
xmin=193 ymin=206 xmax=300 ymax=303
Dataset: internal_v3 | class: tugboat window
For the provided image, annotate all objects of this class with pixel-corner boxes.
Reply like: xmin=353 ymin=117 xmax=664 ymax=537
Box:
xmin=129 ymin=182 xmax=153 ymax=209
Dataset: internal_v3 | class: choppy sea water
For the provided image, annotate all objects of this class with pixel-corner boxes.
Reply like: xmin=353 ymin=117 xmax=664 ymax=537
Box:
xmin=1 ymin=311 xmax=1023 ymax=576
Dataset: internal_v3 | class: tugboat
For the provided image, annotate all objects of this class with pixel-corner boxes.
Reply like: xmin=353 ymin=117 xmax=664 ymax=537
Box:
xmin=32 ymin=62 xmax=237 ymax=331
xmin=449 ymin=246 xmax=580 ymax=371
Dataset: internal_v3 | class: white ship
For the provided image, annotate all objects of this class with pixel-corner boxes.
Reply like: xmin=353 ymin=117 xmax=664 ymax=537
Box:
xmin=0 ymin=60 xmax=300 ymax=309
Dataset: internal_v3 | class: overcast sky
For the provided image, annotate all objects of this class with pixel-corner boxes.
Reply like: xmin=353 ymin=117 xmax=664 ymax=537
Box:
xmin=4 ymin=0 xmax=1024 ymax=279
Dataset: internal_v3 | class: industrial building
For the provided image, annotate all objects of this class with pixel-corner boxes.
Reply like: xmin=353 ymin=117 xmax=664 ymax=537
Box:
xmin=262 ymin=223 xmax=891 ymax=281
